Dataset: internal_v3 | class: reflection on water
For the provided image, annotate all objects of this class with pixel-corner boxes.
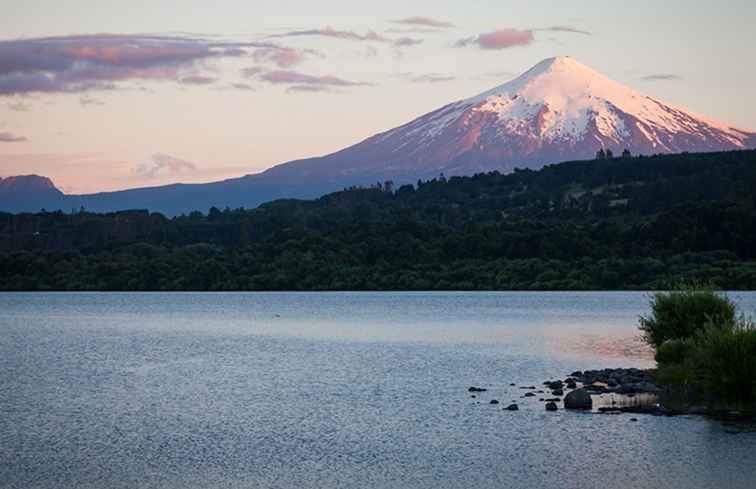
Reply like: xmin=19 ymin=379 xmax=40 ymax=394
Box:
xmin=553 ymin=333 xmax=655 ymax=361
xmin=2 ymin=292 xmax=756 ymax=489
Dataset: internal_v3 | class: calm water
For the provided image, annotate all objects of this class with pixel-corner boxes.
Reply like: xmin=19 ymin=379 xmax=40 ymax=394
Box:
xmin=1 ymin=292 xmax=756 ymax=489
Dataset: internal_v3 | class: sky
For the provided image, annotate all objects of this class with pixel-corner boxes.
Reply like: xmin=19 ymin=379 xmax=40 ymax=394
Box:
xmin=0 ymin=0 xmax=754 ymax=194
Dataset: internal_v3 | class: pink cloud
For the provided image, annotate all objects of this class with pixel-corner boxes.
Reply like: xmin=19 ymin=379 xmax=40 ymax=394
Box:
xmin=253 ymin=47 xmax=307 ymax=68
xmin=456 ymin=29 xmax=535 ymax=50
xmin=271 ymin=27 xmax=389 ymax=43
xmin=0 ymin=34 xmax=274 ymax=95
xmin=0 ymin=131 xmax=28 ymax=142
xmin=391 ymin=16 xmax=455 ymax=28
xmin=259 ymin=70 xmax=371 ymax=88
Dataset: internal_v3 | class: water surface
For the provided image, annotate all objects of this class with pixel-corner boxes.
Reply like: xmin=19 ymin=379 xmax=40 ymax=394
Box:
xmin=1 ymin=292 xmax=755 ymax=489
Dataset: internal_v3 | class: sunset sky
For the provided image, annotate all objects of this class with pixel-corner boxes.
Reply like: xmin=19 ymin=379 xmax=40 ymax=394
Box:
xmin=1 ymin=0 xmax=754 ymax=193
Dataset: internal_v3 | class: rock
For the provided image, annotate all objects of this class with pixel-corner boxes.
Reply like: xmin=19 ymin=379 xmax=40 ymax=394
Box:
xmin=468 ymin=387 xmax=487 ymax=393
xmin=490 ymin=399 xmax=500 ymax=405
xmin=552 ymin=388 xmax=564 ymax=397
xmin=544 ymin=398 xmax=561 ymax=402
xmin=523 ymin=392 xmax=536 ymax=398
xmin=470 ymin=395 xmax=476 ymax=398
xmin=545 ymin=402 xmax=558 ymax=411
xmin=510 ymin=383 xmax=516 ymax=386
xmin=565 ymin=380 xmax=577 ymax=389
xmin=635 ymin=382 xmax=662 ymax=393
xmin=630 ymin=418 xmax=639 ymax=422
xmin=598 ymin=407 xmax=622 ymax=413
xmin=570 ymin=371 xmax=583 ymax=377
xmin=545 ymin=380 xmax=564 ymax=390
xmin=505 ymin=404 xmax=519 ymax=411
xmin=564 ymin=388 xmax=593 ymax=410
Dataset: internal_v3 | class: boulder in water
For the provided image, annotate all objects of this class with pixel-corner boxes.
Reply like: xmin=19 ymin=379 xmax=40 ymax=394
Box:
xmin=564 ymin=388 xmax=593 ymax=410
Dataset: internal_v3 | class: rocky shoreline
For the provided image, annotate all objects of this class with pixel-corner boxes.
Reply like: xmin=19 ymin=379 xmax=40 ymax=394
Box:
xmin=469 ymin=367 xmax=755 ymax=422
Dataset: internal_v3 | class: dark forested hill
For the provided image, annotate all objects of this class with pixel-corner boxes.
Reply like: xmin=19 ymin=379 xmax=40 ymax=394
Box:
xmin=2 ymin=149 xmax=756 ymax=291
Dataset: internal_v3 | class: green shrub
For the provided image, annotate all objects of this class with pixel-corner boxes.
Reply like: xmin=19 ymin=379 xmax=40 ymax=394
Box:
xmin=639 ymin=288 xmax=736 ymax=348
xmin=694 ymin=319 xmax=756 ymax=401
xmin=655 ymin=338 xmax=696 ymax=365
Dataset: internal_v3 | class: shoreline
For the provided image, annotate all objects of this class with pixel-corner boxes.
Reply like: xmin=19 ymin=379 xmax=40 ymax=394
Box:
xmin=547 ymin=368 xmax=756 ymax=421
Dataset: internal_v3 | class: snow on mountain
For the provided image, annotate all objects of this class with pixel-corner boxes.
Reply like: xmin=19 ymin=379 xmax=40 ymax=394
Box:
xmin=2 ymin=57 xmax=754 ymax=215
xmin=266 ymin=56 xmax=755 ymax=181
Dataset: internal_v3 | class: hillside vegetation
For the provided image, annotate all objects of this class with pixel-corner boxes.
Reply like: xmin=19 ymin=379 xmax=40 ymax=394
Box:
xmin=1 ymin=149 xmax=755 ymax=291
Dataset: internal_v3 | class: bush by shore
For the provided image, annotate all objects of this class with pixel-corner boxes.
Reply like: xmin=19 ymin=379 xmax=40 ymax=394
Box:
xmin=642 ymin=288 xmax=756 ymax=403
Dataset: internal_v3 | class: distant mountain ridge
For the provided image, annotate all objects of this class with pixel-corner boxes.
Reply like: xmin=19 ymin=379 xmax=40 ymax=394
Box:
xmin=0 ymin=175 xmax=65 ymax=211
xmin=2 ymin=57 xmax=754 ymax=215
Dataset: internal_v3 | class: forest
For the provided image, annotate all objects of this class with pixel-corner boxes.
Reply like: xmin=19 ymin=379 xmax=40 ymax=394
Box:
xmin=1 ymin=149 xmax=755 ymax=291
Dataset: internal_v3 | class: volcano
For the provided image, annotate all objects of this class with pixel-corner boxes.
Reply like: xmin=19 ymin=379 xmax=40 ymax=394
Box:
xmin=2 ymin=56 xmax=755 ymax=215
xmin=265 ymin=56 xmax=755 ymax=181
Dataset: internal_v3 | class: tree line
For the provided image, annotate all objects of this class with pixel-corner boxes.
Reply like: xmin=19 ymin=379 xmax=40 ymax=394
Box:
xmin=1 ymin=149 xmax=755 ymax=291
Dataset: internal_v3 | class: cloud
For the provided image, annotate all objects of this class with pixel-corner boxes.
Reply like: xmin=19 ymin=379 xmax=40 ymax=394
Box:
xmin=252 ymin=46 xmax=307 ymax=68
xmin=271 ymin=27 xmax=389 ymax=43
xmin=7 ymin=100 xmax=31 ymax=111
xmin=230 ymin=82 xmax=255 ymax=91
xmin=286 ymin=85 xmax=333 ymax=93
xmin=179 ymin=75 xmax=217 ymax=85
xmin=642 ymin=73 xmax=683 ymax=81
xmin=456 ymin=29 xmax=535 ymax=50
xmin=0 ymin=131 xmax=28 ymax=142
xmin=393 ymin=37 xmax=423 ymax=48
xmin=241 ymin=66 xmax=266 ymax=78
xmin=537 ymin=26 xmax=592 ymax=36
xmin=258 ymin=70 xmax=371 ymax=89
xmin=132 ymin=153 xmax=197 ymax=179
xmin=79 ymin=96 xmax=104 ymax=106
xmin=391 ymin=16 xmax=454 ymax=28
xmin=0 ymin=34 xmax=273 ymax=95
xmin=397 ymin=72 xmax=455 ymax=83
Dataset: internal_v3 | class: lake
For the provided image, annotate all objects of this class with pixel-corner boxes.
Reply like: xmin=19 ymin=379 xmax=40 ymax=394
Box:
xmin=1 ymin=292 xmax=755 ymax=489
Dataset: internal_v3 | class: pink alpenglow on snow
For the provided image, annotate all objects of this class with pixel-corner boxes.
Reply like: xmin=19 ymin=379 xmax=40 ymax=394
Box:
xmin=266 ymin=57 xmax=756 ymax=182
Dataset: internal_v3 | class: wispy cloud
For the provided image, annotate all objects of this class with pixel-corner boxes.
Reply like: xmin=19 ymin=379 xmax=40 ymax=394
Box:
xmin=286 ymin=85 xmax=333 ymax=93
xmin=270 ymin=27 xmax=389 ymax=43
xmin=393 ymin=37 xmax=423 ymax=48
xmin=258 ymin=70 xmax=372 ymax=89
xmin=0 ymin=131 xmax=28 ymax=142
xmin=536 ymin=26 xmax=592 ymax=36
xmin=253 ymin=46 xmax=307 ymax=68
xmin=391 ymin=16 xmax=455 ymax=29
xmin=230 ymin=82 xmax=255 ymax=91
xmin=642 ymin=73 xmax=683 ymax=81
xmin=132 ymin=153 xmax=197 ymax=179
xmin=0 ymin=34 xmax=275 ymax=95
xmin=179 ymin=75 xmax=217 ymax=85
xmin=241 ymin=67 xmax=265 ymax=78
xmin=396 ymin=72 xmax=455 ymax=83
xmin=456 ymin=29 xmax=535 ymax=50
xmin=79 ymin=96 xmax=104 ymax=106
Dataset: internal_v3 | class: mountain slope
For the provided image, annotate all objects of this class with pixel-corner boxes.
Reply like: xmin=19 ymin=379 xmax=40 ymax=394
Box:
xmin=264 ymin=56 xmax=755 ymax=181
xmin=0 ymin=175 xmax=65 ymax=212
xmin=2 ymin=57 xmax=754 ymax=215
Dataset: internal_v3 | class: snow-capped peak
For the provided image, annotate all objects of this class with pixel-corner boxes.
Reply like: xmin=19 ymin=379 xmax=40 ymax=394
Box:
xmin=266 ymin=56 xmax=755 ymax=182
